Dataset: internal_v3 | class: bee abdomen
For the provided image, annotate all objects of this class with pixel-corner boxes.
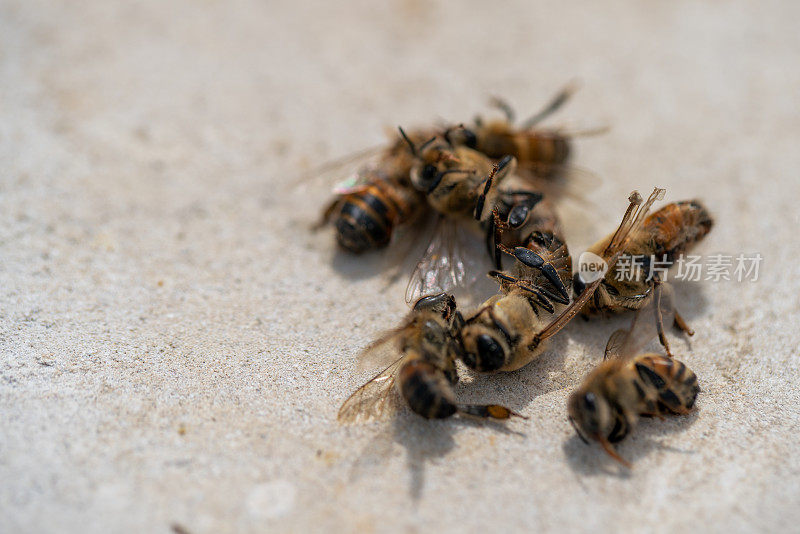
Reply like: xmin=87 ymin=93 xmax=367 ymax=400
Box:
xmin=477 ymin=131 xmax=570 ymax=167
xmin=334 ymin=178 xmax=420 ymax=253
xmin=398 ymin=359 xmax=457 ymax=419
xmin=633 ymin=354 xmax=700 ymax=415
xmin=640 ymin=200 xmax=714 ymax=263
xmin=523 ymin=133 xmax=570 ymax=166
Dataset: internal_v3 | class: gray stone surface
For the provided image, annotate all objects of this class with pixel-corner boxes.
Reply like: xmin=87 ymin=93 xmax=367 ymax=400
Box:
xmin=1 ymin=1 xmax=798 ymax=532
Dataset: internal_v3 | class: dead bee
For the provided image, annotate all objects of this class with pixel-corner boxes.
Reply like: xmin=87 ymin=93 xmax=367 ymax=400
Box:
xmin=402 ymin=145 xmax=569 ymax=304
xmin=567 ymin=286 xmax=700 ymax=467
xmin=314 ymin=128 xmax=436 ymax=253
xmin=574 ymin=199 xmax=714 ymax=356
xmin=458 ymin=188 xmax=666 ymax=372
xmin=337 ymin=293 xmax=522 ymax=423
xmin=444 ymin=83 xmax=604 ymax=175
xmin=406 ymin=129 xmax=515 ymax=222
xmin=402 ymin=131 xmax=523 ymax=302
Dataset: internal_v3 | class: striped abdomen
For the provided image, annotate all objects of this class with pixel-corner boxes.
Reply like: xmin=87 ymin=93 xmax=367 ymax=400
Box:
xmin=334 ymin=174 xmax=422 ymax=253
xmin=477 ymin=123 xmax=571 ymax=167
xmin=397 ymin=358 xmax=457 ymax=419
xmin=630 ymin=354 xmax=700 ymax=416
xmin=631 ymin=200 xmax=714 ymax=265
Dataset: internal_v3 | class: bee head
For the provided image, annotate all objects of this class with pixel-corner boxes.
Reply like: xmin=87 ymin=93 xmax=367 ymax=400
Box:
xmin=409 ymin=141 xmax=464 ymax=194
xmin=458 ymin=320 xmax=509 ymax=373
xmin=567 ymin=390 xmax=612 ymax=444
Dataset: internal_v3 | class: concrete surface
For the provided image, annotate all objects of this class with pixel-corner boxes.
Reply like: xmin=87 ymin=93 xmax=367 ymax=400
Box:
xmin=1 ymin=1 xmax=799 ymax=532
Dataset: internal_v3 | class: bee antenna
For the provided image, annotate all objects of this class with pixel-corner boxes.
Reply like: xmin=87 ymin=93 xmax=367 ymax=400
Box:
xmin=418 ymin=136 xmax=438 ymax=154
xmin=397 ymin=126 xmax=417 ymax=157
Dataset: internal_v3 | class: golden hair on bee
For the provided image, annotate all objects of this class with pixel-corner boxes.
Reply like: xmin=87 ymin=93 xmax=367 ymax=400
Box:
xmin=444 ymin=82 xmax=606 ymax=175
xmin=314 ymin=127 xmax=438 ymax=253
xmin=458 ymin=187 xmax=666 ymax=374
xmin=568 ymin=288 xmax=701 ymax=467
xmin=575 ymin=198 xmax=714 ymax=356
xmin=337 ymin=293 xmax=524 ymax=424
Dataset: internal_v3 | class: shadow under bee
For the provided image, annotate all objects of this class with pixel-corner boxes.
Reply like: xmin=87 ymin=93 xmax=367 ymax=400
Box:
xmin=327 ymin=220 xmax=432 ymax=283
xmin=562 ymin=409 xmax=701 ymax=478
xmin=669 ymin=279 xmax=711 ymax=322
xmin=392 ymin=413 xmax=528 ymax=501
xmin=329 ymin=247 xmax=403 ymax=282
xmin=569 ymin=280 xmax=711 ymax=356
xmin=345 ymin=394 xmax=527 ymax=502
xmin=454 ymin=329 xmax=572 ymax=409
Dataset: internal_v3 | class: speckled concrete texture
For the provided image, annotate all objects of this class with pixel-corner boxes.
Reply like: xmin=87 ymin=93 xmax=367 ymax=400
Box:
xmin=1 ymin=1 xmax=799 ymax=532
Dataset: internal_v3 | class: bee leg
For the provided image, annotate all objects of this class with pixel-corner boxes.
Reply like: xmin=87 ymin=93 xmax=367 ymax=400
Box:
xmin=597 ymin=436 xmax=632 ymax=468
xmin=503 ymin=190 xmax=544 ymax=229
xmin=488 ymin=270 xmax=560 ymax=312
xmin=488 ymin=208 xmax=515 ymax=269
xmin=652 ymin=279 xmax=675 ymax=358
xmin=639 ymin=411 xmax=667 ymax=421
xmin=497 ymin=245 xmax=571 ymax=303
xmin=456 ymin=404 xmax=527 ymax=420
xmin=311 ymin=198 xmax=341 ymax=231
xmin=474 ymin=156 xmax=515 ymax=221
xmin=485 ymin=211 xmax=501 ymax=269
xmin=674 ymin=310 xmax=695 ymax=337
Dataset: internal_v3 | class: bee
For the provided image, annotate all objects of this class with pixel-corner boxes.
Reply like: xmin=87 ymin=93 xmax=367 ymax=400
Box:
xmin=458 ymin=188 xmax=667 ymax=373
xmin=567 ymin=286 xmax=700 ymax=467
xmin=314 ymin=128 xmax=436 ymax=253
xmin=444 ymin=83 xmax=604 ymax=175
xmin=573 ymin=199 xmax=714 ymax=356
xmin=337 ymin=293 xmax=521 ymax=423
xmin=402 ymin=142 xmax=569 ymax=304
xmin=402 ymin=131 xmax=522 ymax=302
xmin=407 ymin=130 xmax=515 ymax=222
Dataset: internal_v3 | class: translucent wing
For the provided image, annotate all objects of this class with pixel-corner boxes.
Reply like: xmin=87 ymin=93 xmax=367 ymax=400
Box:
xmin=604 ymin=283 xmax=677 ymax=360
xmin=294 ymin=144 xmax=386 ymax=193
xmin=513 ymin=164 xmax=600 ymax=207
xmin=337 ymin=356 xmax=406 ymax=424
xmin=404 ymin=216 xmax=486 ymax=303
xmin=355 ymin=320 xmax=413 ymax=372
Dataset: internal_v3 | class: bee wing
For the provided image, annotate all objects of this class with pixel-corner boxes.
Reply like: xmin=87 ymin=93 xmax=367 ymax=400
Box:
xmin=603 ymin=329 xmax=630 ymax=360
xmin=294 ymin=144 xmax=386 ymax=190
xmin=605 ymin=283 xmax=678 ymax=360
xmin=513 ymin=164 xmax=600 ymax=207
xmin=355 ymin=320 xmax=415 ymax=372
xmin=337 ymin=356 xmax=406 ymax=424
xmin=404 ymin=216 xmax=485 ymax=304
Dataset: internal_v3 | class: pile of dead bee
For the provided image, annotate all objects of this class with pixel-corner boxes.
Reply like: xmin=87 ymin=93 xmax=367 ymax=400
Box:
xmin=315 ymin=85 xmax=714 ymax=467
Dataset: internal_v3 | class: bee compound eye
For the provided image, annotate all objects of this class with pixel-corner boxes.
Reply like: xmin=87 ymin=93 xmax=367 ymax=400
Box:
xmin=476 ymin=334 xmax=505 ymax=371
xmin=583 ymin=392 xmax=597 ymax=412
xmin=462 ymin=129 xmax=477 ymax=148
xmin=421 ymin=164 xmax=438 ymax=183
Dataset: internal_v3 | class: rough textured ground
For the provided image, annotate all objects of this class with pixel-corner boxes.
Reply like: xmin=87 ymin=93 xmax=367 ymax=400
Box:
xmin=1 ymin=1 xmax=799 ymax=532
